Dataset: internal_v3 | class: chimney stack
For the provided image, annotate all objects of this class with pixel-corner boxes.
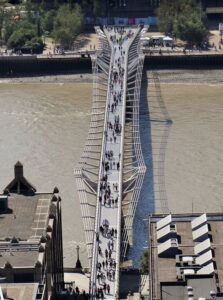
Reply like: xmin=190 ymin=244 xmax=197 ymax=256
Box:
xmin=14 ymin=161 xmax=23 ymax=179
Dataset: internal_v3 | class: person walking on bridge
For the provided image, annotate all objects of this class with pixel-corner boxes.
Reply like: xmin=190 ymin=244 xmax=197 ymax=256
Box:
xmin=105 ymin=249 xmax=108 ymax=258
xmin=107 ymin=284 xmax=110 ymax=295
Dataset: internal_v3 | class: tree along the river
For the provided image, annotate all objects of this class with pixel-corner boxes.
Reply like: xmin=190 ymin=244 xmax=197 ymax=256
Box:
xmin=158 ymin=0 xmax=208 ymax=46
xmin=53 ymin=4 xmax=84 ymax=49
xmin=173 ymin=12 xmax=208 ymax=46
xmin=140 ymin=249 xmax=149 ymax=275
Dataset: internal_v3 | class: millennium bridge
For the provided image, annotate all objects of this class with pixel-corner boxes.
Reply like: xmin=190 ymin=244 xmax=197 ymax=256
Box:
xmin=75 ymin=26 xmax=147 ymax=299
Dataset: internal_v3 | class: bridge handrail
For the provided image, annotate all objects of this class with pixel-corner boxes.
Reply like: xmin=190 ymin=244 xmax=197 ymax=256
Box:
xmin=90 ymin=27 xmax=113 ymax=298
xmin=89 ymin=26 xmax=144 ymax=298
xmin=112 ymin=26 xmax=142 ymax=297
xmin=76 ymin=55 xmax=106 ymax=262
xmin=121 ymin=54 xmax=146 ymax=259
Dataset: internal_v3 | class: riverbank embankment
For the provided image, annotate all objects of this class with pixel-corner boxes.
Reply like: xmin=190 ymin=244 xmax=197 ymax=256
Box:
xmin=1 ymin=54 xmax=223 ymax=78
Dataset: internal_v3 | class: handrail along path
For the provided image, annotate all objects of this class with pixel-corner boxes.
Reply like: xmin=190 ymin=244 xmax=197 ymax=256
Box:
xmin=89 ymin=26 xmax=141 ymax=299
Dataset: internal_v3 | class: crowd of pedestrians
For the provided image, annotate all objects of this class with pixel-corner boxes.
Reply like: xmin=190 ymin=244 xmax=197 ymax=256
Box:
xmin=93 ymin=26 xmax=136 ymax=299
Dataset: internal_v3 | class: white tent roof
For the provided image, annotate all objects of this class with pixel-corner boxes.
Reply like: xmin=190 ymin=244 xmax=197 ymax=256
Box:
xmin=163 ymin=36 xmax=173 ymax=41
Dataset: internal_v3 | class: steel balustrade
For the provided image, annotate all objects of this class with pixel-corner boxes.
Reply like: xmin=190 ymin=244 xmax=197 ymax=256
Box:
xmin=75 ymin=26 xmax=147 ymax=299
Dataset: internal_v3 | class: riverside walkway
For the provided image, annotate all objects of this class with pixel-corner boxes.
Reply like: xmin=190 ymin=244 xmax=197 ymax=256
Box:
xmin=76 ymin=25 xmax=147 ymax=299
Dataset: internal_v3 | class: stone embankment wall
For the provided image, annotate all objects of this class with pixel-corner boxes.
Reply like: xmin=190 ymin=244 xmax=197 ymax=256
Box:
xmin=0 ymin=54 xmax=223 ymax=77
xmin=144 ymin=54 xmax=223 ymax=68
xmin=0 ymin=56 xmax=92 ymax=77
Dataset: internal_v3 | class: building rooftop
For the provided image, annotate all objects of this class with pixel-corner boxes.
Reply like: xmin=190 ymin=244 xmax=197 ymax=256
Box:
xmin=0 ymin=283 xmax=39 ymax=300
xmin=150 ymin=213 xmax=223 ymax=300
xmin=0 ymin=194 xmax=51 ymax=241
xmin=0 ymin=163 xmax=54 ymax=270
xmin=0 ymin=251 xmax=38 ymax=269
xmin=0 ymin=162 xmax=63 ymax=300
xmin=0 ymin=193 xmax=52 ymax=268
xmin=161 ymin=277 xmax=223 ymax=300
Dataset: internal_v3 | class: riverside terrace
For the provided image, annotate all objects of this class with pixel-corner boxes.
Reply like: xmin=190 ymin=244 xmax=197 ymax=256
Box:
xmin=0 ymin=162 xmax=64 ymax=300
xmin=149 ymin=213 xmax=223 ymax=300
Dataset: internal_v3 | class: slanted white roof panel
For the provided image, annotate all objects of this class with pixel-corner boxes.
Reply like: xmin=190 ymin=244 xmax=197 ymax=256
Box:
xmin=192 ymin=224 xmax=208 ymax=241
xmin=158 ymin=238 xmax=178 ymax=255
xmin=194 ymin=238 xmax=211 ymax=255
xmin=197 ymin=262 xmax=214 ymax=275
xmin=157 ymin=214 xmax=172 ymax=231
xmin=196 ymin=250 xmax=212 ymax=266
xmin=157 ymin=224 xmax=171 ymax=241
xmin=191 ymin=213 xmax=207 ymax=230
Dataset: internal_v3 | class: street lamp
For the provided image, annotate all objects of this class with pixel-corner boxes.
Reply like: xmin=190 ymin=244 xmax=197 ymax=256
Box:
xmin=75 ymin=245 xmax=82 ymax=269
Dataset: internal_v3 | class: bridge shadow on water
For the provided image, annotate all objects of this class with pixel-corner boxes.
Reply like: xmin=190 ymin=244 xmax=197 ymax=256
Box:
xmin=128 ymin=68 xmax=172 ymax=268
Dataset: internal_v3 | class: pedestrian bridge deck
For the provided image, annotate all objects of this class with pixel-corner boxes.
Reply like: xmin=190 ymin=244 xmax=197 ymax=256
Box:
xmin=76 ymin=25 xmax=147 ymax=299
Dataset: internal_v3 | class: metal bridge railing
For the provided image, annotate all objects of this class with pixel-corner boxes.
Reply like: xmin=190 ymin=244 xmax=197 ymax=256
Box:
xmin=89 ymin=28 xmax=114 ymax=297
xmin=76 ymin=25 xmax=147 ymax=299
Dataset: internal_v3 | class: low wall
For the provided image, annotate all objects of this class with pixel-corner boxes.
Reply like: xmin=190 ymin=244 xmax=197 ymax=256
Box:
xmin=0 ymin=54 xmax=223 ymax=77
xmin=0 ymin=56 xmax=92 ymax=77
xmin=144 ymin=53 xmax=223 ymax=68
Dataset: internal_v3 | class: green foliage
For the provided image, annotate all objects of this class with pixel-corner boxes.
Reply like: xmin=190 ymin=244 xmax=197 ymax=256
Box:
xmin=0 ymin=9 xmax=4 ymax=35
xmin=158 ymin=0 xmax=182 ymax=34
xmin=174 ymin=12 xmax=208 ymax=46
xmin=7 ymin=26 xmax=35 ymax=48
xmin=41 ymin=9 xmax=56 ymax=33
xmin=1 ymin=8 xmax=19 ymax=42
xmin=6 ymin=20 xmax=44 ymax=53
xmin=0 ymin=0 xmax=9 ymax=36
xmin=158 ymin=0 xmax=208 ymax=46
xmin=7 ymin=29 xmax=44 ymax=53
xmin=24 ymin=0 xmax=39 ymax=12
xmin=24 ymin=36 xmax=44 ymax=53
xmin=140 ymin=249 xmax=149 ymax=275
xmin=53 ymin=4 xmax=84 ymax=48
xmin=0 ymin=0 xmax=99 ymax=50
